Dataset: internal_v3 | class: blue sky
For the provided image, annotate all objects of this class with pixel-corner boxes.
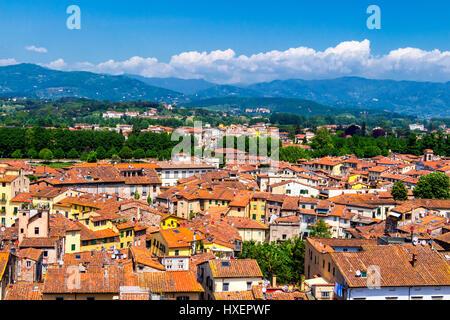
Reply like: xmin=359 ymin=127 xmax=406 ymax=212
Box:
xmin=0 ymin=0 xmax=449 ymax=83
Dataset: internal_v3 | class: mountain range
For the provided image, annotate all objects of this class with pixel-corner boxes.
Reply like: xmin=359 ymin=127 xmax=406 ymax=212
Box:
xmin=0 ymin=63 xmax=449 ymax=118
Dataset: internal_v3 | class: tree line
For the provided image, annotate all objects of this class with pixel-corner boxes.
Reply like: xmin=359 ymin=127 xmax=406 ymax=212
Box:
xmin=0 ymin=127 xmax=179 ymax=161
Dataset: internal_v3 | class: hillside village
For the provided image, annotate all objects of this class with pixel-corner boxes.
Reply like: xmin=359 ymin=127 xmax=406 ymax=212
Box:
xmin=0 ymin=143 xmax=449 ymax=301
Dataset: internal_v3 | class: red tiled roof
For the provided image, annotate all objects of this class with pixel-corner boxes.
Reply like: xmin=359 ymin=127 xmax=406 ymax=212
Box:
xmin=208 ymin=259 xmax=263 ymax=278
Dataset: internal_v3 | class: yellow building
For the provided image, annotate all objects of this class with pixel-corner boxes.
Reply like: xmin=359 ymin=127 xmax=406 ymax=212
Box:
xmin=249 ymin=192 xmax=268 ymax=223
xmin=148 ymin=227 xmax=202 ymax=257
xmin=0 ymin=165 xmax=30 ymax=227
xmin=160 ymin=215 xmax=187 ymax=230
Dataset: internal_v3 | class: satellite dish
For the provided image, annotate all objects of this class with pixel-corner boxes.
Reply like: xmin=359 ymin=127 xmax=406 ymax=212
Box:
xmin=412 ymin=237 xmax=419 ymax=246
xmin=0 ymin=227 xmax=5 ymax=232
xmin=262 ymin=287 xmax=266 ymax=293
xmin=421 ymin=240 xmax=427 ymax=246
xmin=111 ymin=254 xmax=116 ymax=259
xmin=122 ymin=254 xmax=127 ymax=259
xmin=355 ymin=270 xmax=361 ymax=277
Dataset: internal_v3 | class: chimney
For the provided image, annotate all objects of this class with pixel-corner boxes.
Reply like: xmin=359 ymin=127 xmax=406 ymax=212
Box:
xmin=411 ymin=253 xmax=417 ymax=268
xmin=272 ymin=275 xmax=277 ymax=287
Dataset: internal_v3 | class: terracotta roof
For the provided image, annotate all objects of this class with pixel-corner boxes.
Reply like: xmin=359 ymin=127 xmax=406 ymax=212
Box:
xmin=20 ymin=237 xmax=58 ymax=248
xmin=42 ymin=264 xmax=133 ymax=294
xmin=18 ymin=248 xmax=42 ymax=261
xmin=331 ymin=244 xmax=450 ymax=288
xmin=307 ymin=237 xmax=377 ymax=253
xmin=159 ymin=227 xmax=203 ymax=248
xmin=208 ymin=259 xmax=263 ymax=278
xmin=0 ymin=175 xmax=18 ymax=183
xmin=225 ymin=217 xmax=268 ymax=230
xmin=5 ymin=283 xmax=43 ymax=300
xmin=10 ymin=192 xmax=32 ymax=203
xmin=130 ymin=246 xmax=165 ymax=271
xmin=63 ymin=249 xmax=129 ymax=266
xmin=134 ymin=271 xmax=204 ymax=293
xmin=31 ymin=186 xmax=68 ymax=198
xmin=215 ymin=290 xmax=256 ymax=300
xmin=274 ymin=215 xmax=300 ymax=224
xmin=189 ymin=252 xmax=216 ymax=274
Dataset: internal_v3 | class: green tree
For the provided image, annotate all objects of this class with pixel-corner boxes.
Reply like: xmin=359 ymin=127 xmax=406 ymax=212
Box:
xmin=39 ymin=148 xmax=54 ymax=160
xmin=107 ymin=147 xmax=118 ymax=159
xmin=27 ymin=148 xmax=38 ymax=159
xmin=391 ymin=181 xmax=408 ymax=201
xmin=11 ymin=149 xmax=23 ymax=159
xmin=146 ymin=149 xmax=158 ymax=159
xmin=133 ymin=148 xmax=146 ymax=159
xmin=119 ymin=146 xmax=133 ymax=160
xmin=147 ymin=195 xmax=152 ymax=205
xmin=413 ymin=172 xmax=450 ymax=199
xmin=66 ymin=148 xmax=79 ymax=159
xmin=95 ymin=146 xmax=107 ymax=160
xmin=53 ymin=147 xmax=65 ymax=159
xmin=134 ymin=192 xmax=140 ymax=200
xmin=309 ymin=219 xmax=331 ymax=238
xmin=239 ymin=238 xmax=305 ymax=285
xmin=86 ymin=151 xmax=98 ymax=163
xmin=80 ymin=151 xmax=89 ymax=161
xmin=311 ymin=128 xmax=332 ymax=150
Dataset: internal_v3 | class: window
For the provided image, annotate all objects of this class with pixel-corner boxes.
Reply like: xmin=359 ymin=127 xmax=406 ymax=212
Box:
xmin=86 ymin=297 xmax=95 ymax=301
xmin=431 ymin=296 xmax=443 ymax=300
xmin=247 ymin=282 xmax=252 ymax=291
xmin=321 ymin=291 xmax=330 ymax=299
xmin=385 ymin=297 xmax=398 ymax=300
xmin=55 ymin=297 xmax=64 ymax=301
xmin=43 ymin=251 xmax=48 ymax=258
xmin=71 ymin=244 xmax=76 ymax=251
xmin=411 ymin=296 xmax=423 ymax=300
xmin=175 ymin=250 xmax=179 ymax=256
xmin=177 ymin=296 xmax=189 ymax=300
xmin=26 ymin=261 xmax=32 ymax=268
xmin=34 ymin=227 xmax=39 ymax=235
xmin=223 ymin=283 xmax=229 ymax=291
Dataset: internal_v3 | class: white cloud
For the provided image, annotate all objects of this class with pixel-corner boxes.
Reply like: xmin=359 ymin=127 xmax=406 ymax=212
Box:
xmin=25 ymin=45 xmax=48 ymax=53
xmin=0 ymin=58 xmax=18 ymax=66
xmin=40 ymin=40 xmax=450 ymax=83
xmin=42 ymin=58 xmax=67 ymax=70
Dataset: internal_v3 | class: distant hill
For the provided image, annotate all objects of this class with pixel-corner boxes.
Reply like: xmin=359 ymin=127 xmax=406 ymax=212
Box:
xmin=0 ymin=63 xmax=183 ymax=102
xmin=125 ymin=74 xmax=215 ymax=95
xmin=188 ymin=85 xmax=263 ymax=100
xmin=246 ymin=77 xmax=450 ymax=118
xmin=185 ymin=97 xmax=365 ymax=116
xmin=1 ymin=64 xmax=448 ymax=118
